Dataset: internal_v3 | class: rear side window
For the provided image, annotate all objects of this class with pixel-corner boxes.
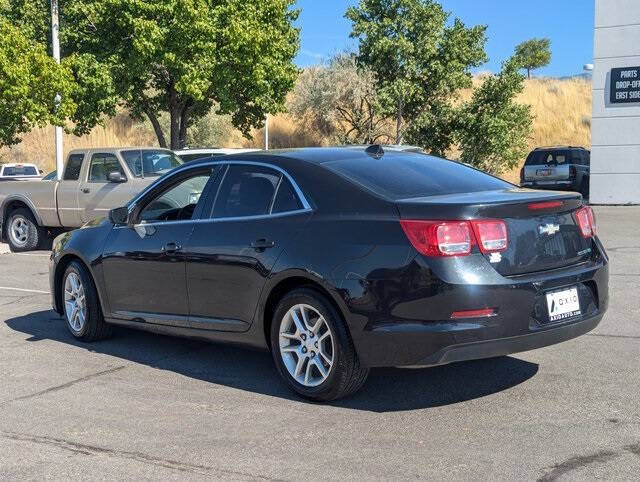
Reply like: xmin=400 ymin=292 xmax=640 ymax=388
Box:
xmin=63 ymin=154 xmax=85 ymax=180
xmin=325 ymin=154 xmax=511 ymax=200
xmin=2 ymin=166 xmax=38 ymax=176
xmin=179 ymin=153 xmax=225 ymax=162
xmin=213 ymin=165 xmax=280 ymax=218
xmin=273 ymin=178 xmax=303 ymax=213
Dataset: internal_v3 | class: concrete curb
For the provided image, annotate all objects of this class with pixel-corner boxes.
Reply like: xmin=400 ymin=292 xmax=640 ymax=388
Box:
xmin=0 ymin=243 xmax=10 ymax=255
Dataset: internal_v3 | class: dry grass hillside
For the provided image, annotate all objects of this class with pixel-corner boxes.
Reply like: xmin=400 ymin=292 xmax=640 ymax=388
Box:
xmin=0 ymin=77 xmax=592 ymax=182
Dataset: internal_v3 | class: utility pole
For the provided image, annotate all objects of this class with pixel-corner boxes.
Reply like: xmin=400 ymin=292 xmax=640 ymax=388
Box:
xmin=51 ymin=0 xmax=64 ymax=180
xmin=264 ymin=113 xmax=269 ymax=151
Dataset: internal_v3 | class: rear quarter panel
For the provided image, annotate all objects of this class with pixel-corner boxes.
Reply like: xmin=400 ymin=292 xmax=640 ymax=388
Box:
xmin=0 ymin=181 xmax=59 ymax=227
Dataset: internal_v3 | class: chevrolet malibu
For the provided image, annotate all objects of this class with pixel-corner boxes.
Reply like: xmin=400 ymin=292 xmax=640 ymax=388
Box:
xmin=49 ymin=146 xmax=609 ymax=401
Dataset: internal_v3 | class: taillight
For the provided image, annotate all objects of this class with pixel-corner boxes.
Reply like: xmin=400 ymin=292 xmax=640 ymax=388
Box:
xmin=574 ymin=206 xmax=596 ymax=238
xmin=400 ymin=220 xmax=473 ymax=257
xmin=569 ymin=166 xmax=576 ymax=180
xmin=400 ymin=219 xmax=508 ymax=257
xmin=471 ymin=220 xmax=508 ymax=253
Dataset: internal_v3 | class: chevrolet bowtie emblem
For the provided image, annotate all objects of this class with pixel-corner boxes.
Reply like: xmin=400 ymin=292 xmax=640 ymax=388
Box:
xmin=539 ymin=223 xmax=560 ymax=236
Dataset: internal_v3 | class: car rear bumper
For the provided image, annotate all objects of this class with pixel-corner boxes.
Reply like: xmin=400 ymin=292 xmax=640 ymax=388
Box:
xmin=347 ymin=254 xmax=609 ymax=368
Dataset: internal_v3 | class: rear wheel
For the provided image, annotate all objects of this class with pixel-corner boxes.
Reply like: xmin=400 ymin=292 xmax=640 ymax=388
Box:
xmin=270 ymin=288 xmax=369 ymax=401
xmin=6 ymin=208 xmax=45 ymax=252
xmin=61 ymin=261 xmax=112 ymax=342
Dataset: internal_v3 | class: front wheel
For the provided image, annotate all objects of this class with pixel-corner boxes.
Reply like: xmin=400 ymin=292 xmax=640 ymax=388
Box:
xmin=270 ymin=288 xmax=369 ymax=401
xmin=61 ymin=261 xmax=113 ymax=342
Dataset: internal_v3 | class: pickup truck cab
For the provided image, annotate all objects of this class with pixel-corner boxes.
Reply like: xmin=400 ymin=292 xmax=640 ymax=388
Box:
xmin=0 ymin=163 xmax=43 ymax=181
xmin=0 ymin=147 xmax=182 ymax=251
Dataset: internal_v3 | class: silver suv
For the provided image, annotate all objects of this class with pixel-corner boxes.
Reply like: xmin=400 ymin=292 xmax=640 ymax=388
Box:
xmin=520 ymin=147 xmax=590 ymax=198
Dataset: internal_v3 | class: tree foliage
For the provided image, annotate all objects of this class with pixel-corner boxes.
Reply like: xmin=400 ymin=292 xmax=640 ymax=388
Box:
xmin=346 ymin=0 xmax=487 ymax=143
xmin=289 ymin=54 xmax=392 ymax=144
xmin=514 ymin=38 xmax=551 ymax=78
xmin=0 ymin=19 xmax=75 ymax=146
xmin=5 ymin=0 xmax=300 ymax=149
xmin=457 ymin=58 xmax=532 ymax=174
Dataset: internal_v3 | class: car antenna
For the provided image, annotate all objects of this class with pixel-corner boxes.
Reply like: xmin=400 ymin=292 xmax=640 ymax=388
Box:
xmin=365 ymin=144 xmax=384 ymax=159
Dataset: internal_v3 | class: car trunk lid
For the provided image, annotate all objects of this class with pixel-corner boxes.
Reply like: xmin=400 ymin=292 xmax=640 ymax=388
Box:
xmin=396 ymin=189 xmax=593 ymax=276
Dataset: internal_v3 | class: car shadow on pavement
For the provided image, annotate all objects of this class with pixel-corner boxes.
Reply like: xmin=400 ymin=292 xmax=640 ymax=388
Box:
xmin=6 ymin=310 xmax=539 ymax=412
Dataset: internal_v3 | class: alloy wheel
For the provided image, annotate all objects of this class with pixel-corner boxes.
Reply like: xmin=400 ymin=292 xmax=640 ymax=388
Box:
xmin=279 ymin=304 xmax=334 ymax=387
xmin=9 ymin=216 xmax=29 ymax=248
xmin=64 ymin=272 xmax=87 ymax=332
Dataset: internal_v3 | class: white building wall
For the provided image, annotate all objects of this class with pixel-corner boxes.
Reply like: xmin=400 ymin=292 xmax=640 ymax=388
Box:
xmin=592 ymin=0 xmax=640 ymax=204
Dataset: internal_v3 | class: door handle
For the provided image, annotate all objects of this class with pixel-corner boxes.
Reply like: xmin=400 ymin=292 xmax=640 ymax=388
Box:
xmin=250 ymin=239 xmax=275 ymax=251
xmin=162 ymin=242 xmax=182 ymax=254
xmin=80 ymin=188 xmax=90 ymax=194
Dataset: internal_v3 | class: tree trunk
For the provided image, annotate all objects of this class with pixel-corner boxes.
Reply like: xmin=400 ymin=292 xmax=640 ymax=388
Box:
xmin=395 ymin=98 xmax=403 ymax=145
xmin=178 ymin=101 xmax=194 ymax=150
xmin=169 ymin=106 xmax=180 ymax=150
xmin=146 ymin=111 xmax=167 ymax=148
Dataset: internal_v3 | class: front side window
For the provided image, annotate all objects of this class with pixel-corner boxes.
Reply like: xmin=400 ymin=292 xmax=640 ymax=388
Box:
xmin=213 ymin=165 xmax=282 ymax=218
xmin=89 ymin=153 xmax=125 ymax=182
xmin=139 ymin=173 xmax=211 ymax=223
xmin=63 ymin=154 xmax=85 ymax=181
xmin=122 ymin=149 xmax=182 ymax=177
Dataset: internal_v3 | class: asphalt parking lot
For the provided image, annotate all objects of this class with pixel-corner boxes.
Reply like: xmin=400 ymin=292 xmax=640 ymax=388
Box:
xmin=0 ymin=206 xmax=638 ymax=480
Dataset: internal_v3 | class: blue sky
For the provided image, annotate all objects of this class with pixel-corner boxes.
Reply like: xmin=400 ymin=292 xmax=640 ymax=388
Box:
xmin=294 ymin=0 xmax=595 ymax=78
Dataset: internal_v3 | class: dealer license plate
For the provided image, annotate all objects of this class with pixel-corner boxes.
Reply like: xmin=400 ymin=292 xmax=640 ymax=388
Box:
xmin=537 ymin=169 xmax=552 ymax=176
xmin=546 ymin=287 xmax=581 ymax=322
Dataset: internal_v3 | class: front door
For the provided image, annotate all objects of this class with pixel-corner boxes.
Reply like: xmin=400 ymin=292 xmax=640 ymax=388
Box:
xmin=79 ymin=152 xmax=134 ymax=223
xmin=101 ymin=169 xmax=215 ymax=324
xmin=185 ymin=164 xmax=312 ymax=331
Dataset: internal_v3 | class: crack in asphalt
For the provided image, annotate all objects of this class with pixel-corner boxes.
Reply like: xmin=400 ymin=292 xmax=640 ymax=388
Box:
xmin=538 ymin=443 xmax=640 ymax=481
xmin=586 ymin=333 xmax=640 ymax=340
xmin=1 ymin=366 xmax=127 ymax=406
xmin=0 ymin=431 xmax=283 ymax=480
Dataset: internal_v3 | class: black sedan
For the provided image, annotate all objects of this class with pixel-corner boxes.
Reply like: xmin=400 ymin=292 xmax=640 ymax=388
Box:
xmin=49 ymin=146 xmax=609 ymax=401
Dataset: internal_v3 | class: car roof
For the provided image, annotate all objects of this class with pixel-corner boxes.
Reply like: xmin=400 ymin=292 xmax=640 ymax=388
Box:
xmin=1 ymin=163 xmax=38 ymax=167
xmin=68 ymin=147 xmax=174 ymax=154
xmin=533 ymin=146 xmax=588 ymax=151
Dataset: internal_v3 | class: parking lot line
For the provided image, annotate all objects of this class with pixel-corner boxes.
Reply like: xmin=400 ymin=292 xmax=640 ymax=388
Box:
xmin=0 ymin=286 xmax=49 ymax=295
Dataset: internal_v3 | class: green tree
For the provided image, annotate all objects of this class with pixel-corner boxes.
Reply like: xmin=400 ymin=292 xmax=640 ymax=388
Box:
xmin=456 ymin=58 xmax=532 ymax=174
xmin=6 ymin=0 xmax=300 ymax=149
xmin=514 ymin=38 xmax=551 ymax=79
xmin=0 ymin=19 xmax=75 ymax=146
xmin=346 ymin=0 xmax=487 ymax=144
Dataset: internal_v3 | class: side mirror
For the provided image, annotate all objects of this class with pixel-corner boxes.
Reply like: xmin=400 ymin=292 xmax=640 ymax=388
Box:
xmin=109 ymin=206 xmax=129 ymax=225
xmin=108 ymin=171 xmax=126 ymax=183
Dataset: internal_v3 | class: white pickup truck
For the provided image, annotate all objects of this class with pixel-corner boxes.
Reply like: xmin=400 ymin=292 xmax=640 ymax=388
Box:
xmin=0 ymin=147 xmax=182 ymax=251
xmin=0 ymin=163 xmax=43 ymax=181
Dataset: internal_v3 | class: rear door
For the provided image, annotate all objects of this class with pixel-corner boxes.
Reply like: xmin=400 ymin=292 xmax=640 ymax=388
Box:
xmin=523 ymin=150 xmax=571 ymax=182
xmin=56 ymin=153 xmax=85 ymax=227
xmin=184 ymin=163 xmax=312 ymax=331
xmin=79 ymin=152 xmax=135 ymax=223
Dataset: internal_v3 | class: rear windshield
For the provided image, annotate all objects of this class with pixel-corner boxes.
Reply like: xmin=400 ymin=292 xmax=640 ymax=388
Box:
xmin=325 ymin=154 xmax=511 ymax=200
xmin=2 ymin=166 xmax=38 ymax=176
xmin=121 ymin=149 xmax=182 ymax=177
xmin=525 ymin=150 xmax=575 ymax=166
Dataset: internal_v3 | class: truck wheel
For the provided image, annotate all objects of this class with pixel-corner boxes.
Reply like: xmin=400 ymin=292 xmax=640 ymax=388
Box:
xmin=6 ymin=208 xmax=45 ymax=252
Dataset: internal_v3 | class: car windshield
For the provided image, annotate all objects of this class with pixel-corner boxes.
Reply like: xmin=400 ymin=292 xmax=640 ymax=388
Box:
xmin=325 ymin=154 xmax=512 ymax=200
xmin=121 ymin=149 xmax=182 ymax=177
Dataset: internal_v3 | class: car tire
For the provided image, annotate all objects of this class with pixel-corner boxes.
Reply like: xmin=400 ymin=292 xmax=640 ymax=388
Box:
xmin=270 ymin=288 xmax=369 ymax=401
xmin=61 ymin=261 xmax=113 ymax=342
xmin=6 ymin=208 xmax=45 ymax=252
